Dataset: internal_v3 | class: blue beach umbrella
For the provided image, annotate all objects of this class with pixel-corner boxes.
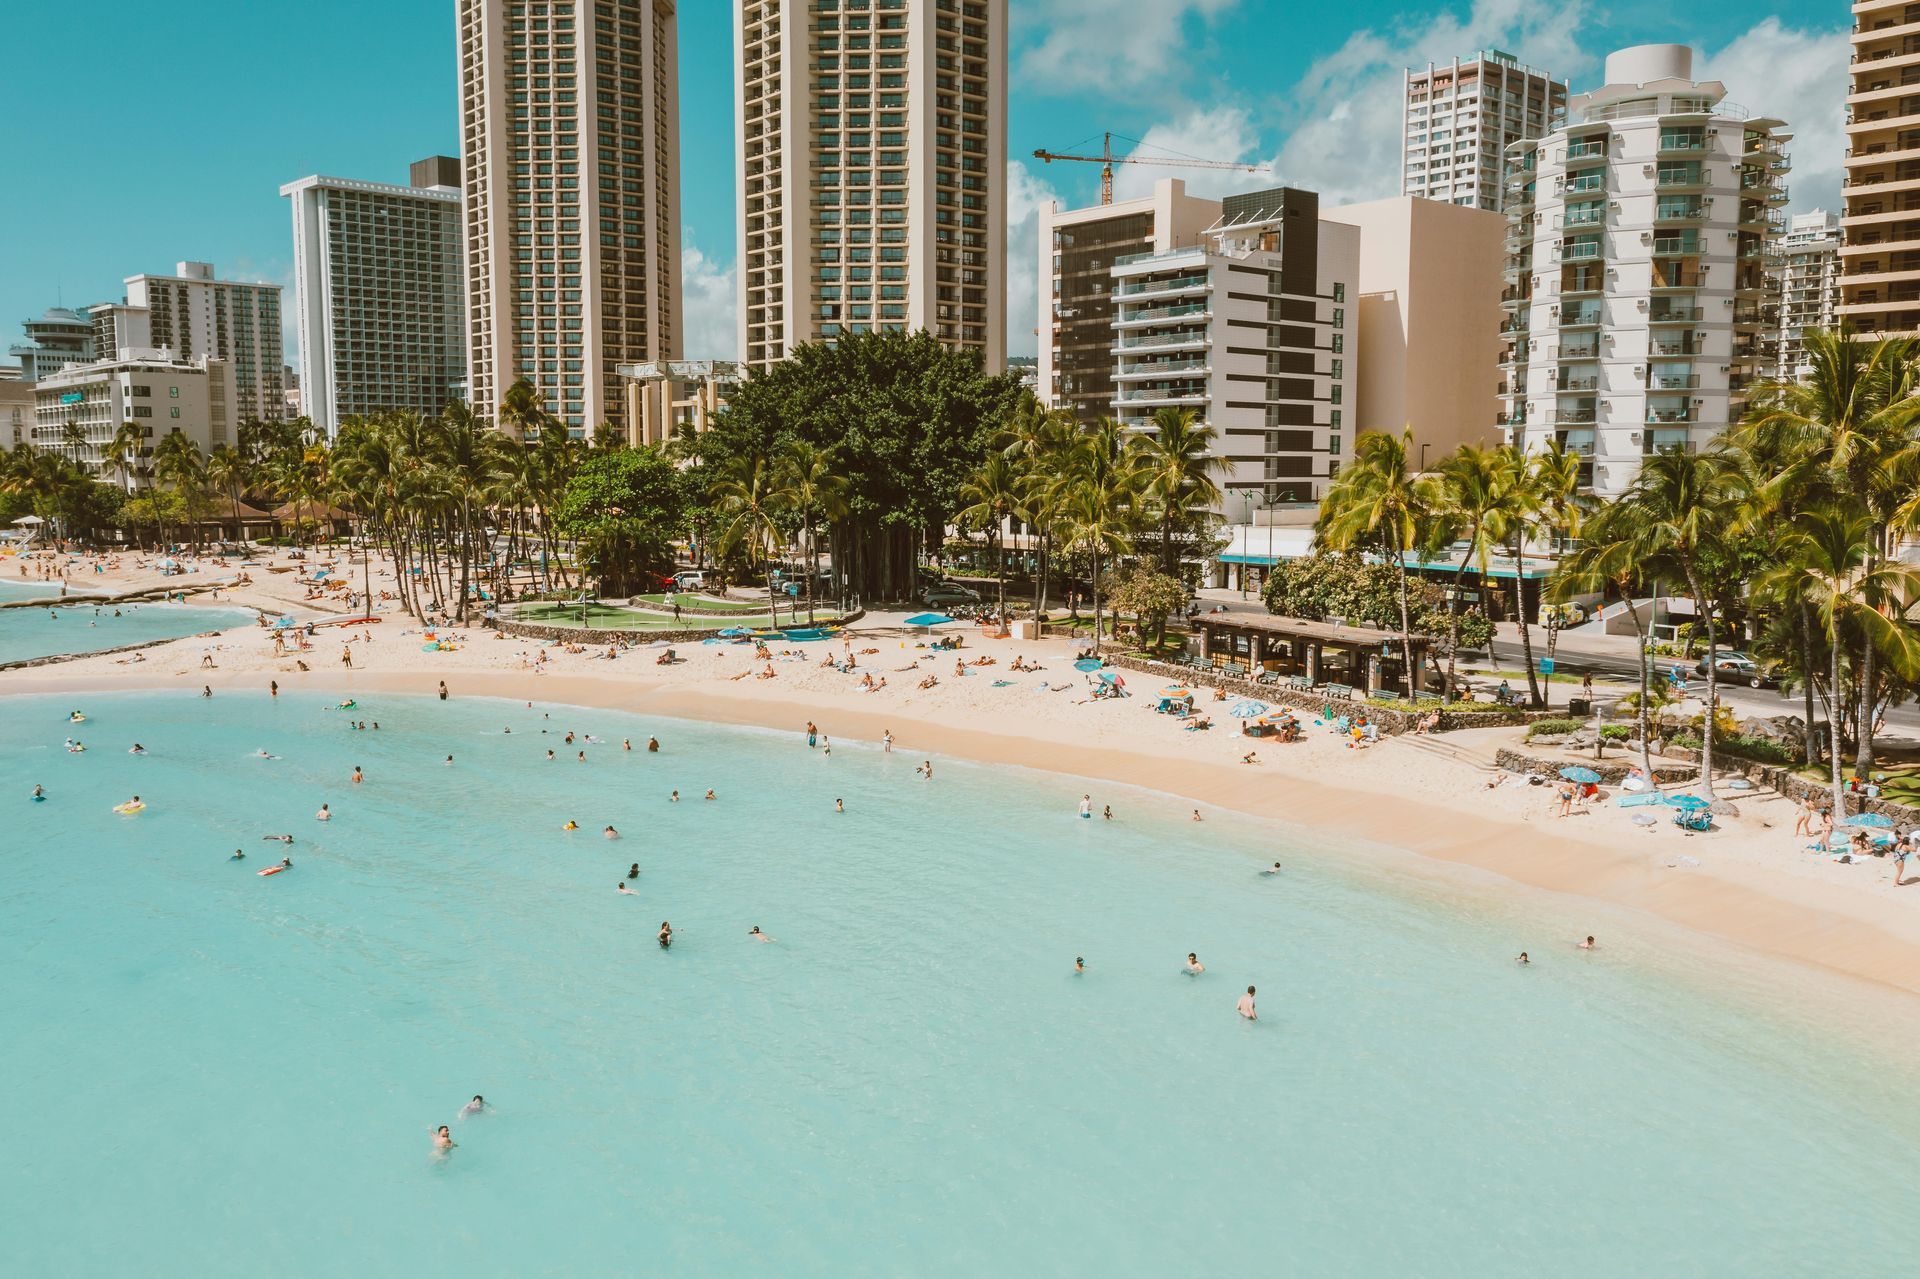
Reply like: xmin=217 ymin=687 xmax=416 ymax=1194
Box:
xmin=1229 ymin=701 xmax=1268 ymax=719
xmin=717 ymin=626 xmax=753 ymax=637
xmin=903 ymin=612 xmax=953 ymax=629
xmin=1073 ymin=658 xmax=1104 ymax=672
xmin=1559 ymin=766 xmax=1602 ymax=784
xmin=1843 ymin=811 xmax=1896 ymax=829
xmin=1665 ymin=793 xmax=1711 ymax=811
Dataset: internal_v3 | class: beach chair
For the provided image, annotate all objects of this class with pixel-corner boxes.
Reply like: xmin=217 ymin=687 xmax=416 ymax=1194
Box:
xmin=1673 ymin=810 xmax=1713 ymax=833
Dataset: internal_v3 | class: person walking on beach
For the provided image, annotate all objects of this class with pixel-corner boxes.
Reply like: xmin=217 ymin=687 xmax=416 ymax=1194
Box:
xmin=341 ymin=645 xmax=353 ymax=670
xmin=270 ymin=679 xmax=278 ymax=699
xmin=806 ymin=721 xmax=818 ymax=748
xmin=438 ymin=680 xmax=448 ymax=701
xmin=1794 ymin=795 xmax=1817 ymax=840
xmin=1236 ymin=987 xmax=1257 ymax=1020
xmin=883 ymin=729 xmax=893 ymax=753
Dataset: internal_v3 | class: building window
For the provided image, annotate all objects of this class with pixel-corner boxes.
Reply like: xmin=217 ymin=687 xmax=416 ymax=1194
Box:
xmin=1331 ymin=308 xmax=1345 ymax=329
xmin=169 ymin=387 xmax=180 ymax=398
xmin=1330 ymin=410 xmax=1342 ymax=428
xmin=1330 ymin=359 xmax=1343 ymax=379
xmin=1331 ymin=334 xmax=1344 ymax=353
xmin=1330 ymin=385 xmax=1342 ymax=405
xmin=1332 ymin=283 xmax=1345 ymax=303
xmin=171 ymin=407 xmax=181 ymax=419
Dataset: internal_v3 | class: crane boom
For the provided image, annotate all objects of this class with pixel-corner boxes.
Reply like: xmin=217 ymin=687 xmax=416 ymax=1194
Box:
xmin=1032 ymin=131 xmax=1270 ymax=204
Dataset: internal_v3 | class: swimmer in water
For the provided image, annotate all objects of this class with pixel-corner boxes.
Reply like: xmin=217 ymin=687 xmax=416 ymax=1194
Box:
xmin=1237 ymin=986 xmax=1257 ymax=1020
xmin=647 ymin=736 xmax=659 ymax=753
xmin=1078 ymin=795 xmax=1092 ymax=819
xmin=577 ymin=751 xmax=586 ymax=763
xmin=129 ymin=743 xmax=146 ymax=755
xmin=616 ymin=882 xmax=637 ymax=895
xmin=627 ymin=863 xmax=640 ymax=880
xmin=231 ymin=848 xmax=245 ymax=860
xmin=461 ymin=1095 xmax=485 ymax=1117
xmin=351 ymin=766 xmax=363 ymax=784
xmin=658 ymin=921 xmax=673 ymax=949
xmin=704 ymin=789 xmax=716 ymax=801
xmin=563 ymin=820 xmax=579 ymax=831
xmin=623 ymin=739 xmax=632 ymax=752
xmin=446 ymin=755 xmax=454 ymax=766
xmin=670 ymin=790 xmax=679 ymax=802
xmin=835 ymin=798 xmax=844 ymax=813
xmin=1185 ymin=952 xmax=1205 ymax=974
xmin=1261 ymin=861 xmax=1283 ymax=875
xmin=546 ymin=750 xmax=556 ymax=762
xmin=603 ymin=825 xmax=619 ymax=839
xmin=262 ymin=834 xmax=294 ymax=844
xmin=1103 ymin=805 xmax=1112 ymax=821
xmin=32 ymin=784 xmax=45 ymax=800
xmin=253 ymin=748 xmax=279 ymax=759
xmin=1075 ymin=956 xmax=1086 ymax=974
xmin=278 ymin=857 xmax=292 ymax=870
xmin=433 ymin=1125 xmax=456 ymax=1153
xmin=748 ymin=926 xmax=773 ymax=942
xmin=315 ymin=804 xmax=331 ymax=821
xmin=1515 ymin=952 xmax=1530 ymax=965
xmin=1577 ymin=936 xmax=1596 ymax=950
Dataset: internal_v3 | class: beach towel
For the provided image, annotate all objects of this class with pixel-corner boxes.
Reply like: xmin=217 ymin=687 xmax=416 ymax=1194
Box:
xmin=1615 ymin=792 xmax=1665 ymax=808
xmin=992 ymin=679 xmax=1015 ymax=687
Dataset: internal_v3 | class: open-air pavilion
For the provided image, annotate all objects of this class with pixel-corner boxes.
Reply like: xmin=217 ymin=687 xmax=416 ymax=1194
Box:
xmin=1195 ymin=614 xmax=1433 ymax=697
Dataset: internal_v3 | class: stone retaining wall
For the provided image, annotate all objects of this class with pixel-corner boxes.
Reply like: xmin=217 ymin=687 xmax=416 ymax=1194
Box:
xmin=0 ymin=630 xmax=235 ymax=672
xmin=1099 ymin=652 xmax=1556 ymax=736
xmin=491 ymin=609 xmax=865 ymax=647
xmin=1493 ymin=747 xmax=1697 ymax=785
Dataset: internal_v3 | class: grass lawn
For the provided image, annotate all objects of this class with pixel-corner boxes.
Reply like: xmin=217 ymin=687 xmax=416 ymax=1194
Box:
xmin=627 ymin=592 xmax=770 ymax=613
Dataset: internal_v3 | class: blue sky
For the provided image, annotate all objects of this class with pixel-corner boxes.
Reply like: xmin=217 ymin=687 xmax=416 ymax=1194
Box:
xmin=0 ymin=1 xmax=1844 ymax=368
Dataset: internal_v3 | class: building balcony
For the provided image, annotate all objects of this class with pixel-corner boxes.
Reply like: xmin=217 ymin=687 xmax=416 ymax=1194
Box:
xmin=1649 ymin=373 xmax=1702 ymax=390
xmin=1114 ymin=302 xmax=1210 ymax=328
xmin=1650 ymin=339 xmax=1705 ymax=356
xmin=1112 ymin=388 xmax=1208 ymax=407
xmin=1115 ymin=358 xmax=1208 ymax=380
xmin=1540 ymin=409 xmax=1597 ymax=425
xmin=1558 ymin=307 xmax=1604 ymax=328
xmin=1650 ymin=306 xmax=1707 ymax=323
xmin=1558 ymin=342 xmax=1601 ymax=360
xmin=1111 ymin=330 xmax=1209 ymax=353
xmin=1647 ymin=408 xmax=1697 ymax=424
xmin=1556 ymin=375 xmax=1600 ymax=392
xmin=1115 ymin=275 xmax=1209 ymax=300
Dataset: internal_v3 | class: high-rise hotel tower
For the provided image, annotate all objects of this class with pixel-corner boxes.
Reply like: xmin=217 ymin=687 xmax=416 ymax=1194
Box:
xmin=735 ymin=0 xmax=1006 ymax=372
xmin=457 ymin=0 xmax=682 ymax=435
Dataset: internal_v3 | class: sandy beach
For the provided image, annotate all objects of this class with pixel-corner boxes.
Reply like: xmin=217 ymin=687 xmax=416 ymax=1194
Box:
xmin=8 ymin=546 xmax=1920 ymax=999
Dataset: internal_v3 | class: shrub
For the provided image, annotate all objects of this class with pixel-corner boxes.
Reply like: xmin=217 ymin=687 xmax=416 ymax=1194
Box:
xmin=1717 ymin=733 xmax=1794 ymax=765
xmin=1600 ymin=725 xmax=1631 ymax=741
xmin=1527 ymin=718 xmax=1585 ymax=738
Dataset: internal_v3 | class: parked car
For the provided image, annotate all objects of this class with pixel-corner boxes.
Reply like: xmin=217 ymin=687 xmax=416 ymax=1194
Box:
xmin=922 ymin=583 xmax=982 ymax=606
xmin=672 ymin=570 xmax=707 ymax=591
xmin=1537 ymin=601 xmax=1587 ymax=628
xmin=1692 ymin=650 xmax=1775 ymax=689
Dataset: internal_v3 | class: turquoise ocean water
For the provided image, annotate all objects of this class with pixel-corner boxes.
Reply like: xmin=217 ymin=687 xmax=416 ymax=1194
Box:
xmin=2 ymin=688 xmax=1917 ymax=1277
xmin=0 ymin=578 xmax=255 ymax=663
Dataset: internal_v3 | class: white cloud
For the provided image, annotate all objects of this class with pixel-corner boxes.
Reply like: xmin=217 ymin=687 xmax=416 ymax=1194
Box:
xmin=1017 ymin=0 xmax=1239 ymax=96
xmin=1267 ymin=0 xmax=1601 ymax=208
xmin=1109 ymin=106 xmax=1264 ymax=203
xmin=1698 ymin=20 xmax=1850 ymax=216
xmin=1005 ymin=160 xmax=1061 ymax=358
xmin=680 ymin=234 xmax=738 ymax=360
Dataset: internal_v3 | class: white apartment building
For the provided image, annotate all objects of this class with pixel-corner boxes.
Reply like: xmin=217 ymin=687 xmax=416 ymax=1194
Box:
xmin=282 ymin=157 xmax=467 ymax=436
xmin=1404 ymin=51 xmax=1566 ymax=213
xmin=31 ymin=350 xmax=237 ymax=482
xmin=1038 ymin=178 xmax=1222 ymax=423
xmin=1773 ymin=209 xmax=1840 ymax=381
xmin=8 ymin=307 xmax=94 ymax=383
xmin=1107 ymin=187 xmax=1358 ymax=517
xmin=457 ymin=0 xmax=683 ymax=435
xmin=0 ymin=379 xmax=33 ymax=451
xmin=735 ymin=0 xmax=1007 ymax=372
xmin=1841 ymin=0 xmax=1920 ymax=336
xmin=1501 ymin=45 xmax=1789 ymax=498
xmin=121 ymin=263 xmax=284 ymax=424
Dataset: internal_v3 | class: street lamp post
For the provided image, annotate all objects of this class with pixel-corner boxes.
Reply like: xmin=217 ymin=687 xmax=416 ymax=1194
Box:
xmin=1240 ymin=491 xmax=1254 ymax=598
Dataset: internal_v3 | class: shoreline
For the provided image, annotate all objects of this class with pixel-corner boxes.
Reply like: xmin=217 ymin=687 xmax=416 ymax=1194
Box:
xmin=15 ymin=657 xmax=1920 ymax=1002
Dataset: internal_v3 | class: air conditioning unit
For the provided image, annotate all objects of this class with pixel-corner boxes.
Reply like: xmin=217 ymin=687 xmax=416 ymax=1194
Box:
xmin=1719 ymin=365 xmax=1731 ymax=373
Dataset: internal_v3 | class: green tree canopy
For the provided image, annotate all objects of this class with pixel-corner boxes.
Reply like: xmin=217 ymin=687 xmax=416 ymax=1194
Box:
xmin=553 ymin=445 xmax=689 ymax=595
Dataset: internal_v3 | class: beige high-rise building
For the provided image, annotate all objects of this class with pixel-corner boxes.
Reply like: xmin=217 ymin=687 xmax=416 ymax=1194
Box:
xmin=735 ymin=0 xmax=1006 ymax=372
xmin=457 ymin=0 xmax=682 ymax=436
xmin=1036 ymin=178 xmax=1220 ymax=423
xmin=1841 ymin=1 xmax=1920 ymax=336
xmin=122 ymin=263 xmax=284 ymax=425
xmin=1773 ymin=209 xmax=1840 ymax=380
xmin=1321 ymin=196 xmax=1507 ymax=458
xmin=1403 ymin=51 xmax=1566 ymax=213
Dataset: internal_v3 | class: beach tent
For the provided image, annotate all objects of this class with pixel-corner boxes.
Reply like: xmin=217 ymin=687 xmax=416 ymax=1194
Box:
xmin=903 ymin=612 xmax=953 ymax=634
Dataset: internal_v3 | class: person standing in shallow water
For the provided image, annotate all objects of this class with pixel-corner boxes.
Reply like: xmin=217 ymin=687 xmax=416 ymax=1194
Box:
xmin=1236 ymin=986 xmax=1257 ymax=1020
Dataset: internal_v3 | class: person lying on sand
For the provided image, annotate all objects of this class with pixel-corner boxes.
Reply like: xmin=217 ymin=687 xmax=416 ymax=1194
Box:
xmin=918 ymin=675 xmax=939 ymax=690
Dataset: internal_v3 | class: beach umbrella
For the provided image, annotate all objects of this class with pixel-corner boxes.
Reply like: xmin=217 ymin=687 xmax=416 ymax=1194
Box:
xmin=1665 ymin=793 xmax=1711 ymax=811
xmin=1161 ymin=685 xmax=1190 ymax=696
xmin=902 ymin=612 xmax=953 ymax=628
xmin=12 ymin=515 xmax=45 ymax=526
xmin=1096 ymin=670 xmax=1122 ymax=684
xmin=1073 ymin=658 xmax=1104 ymax=672
xmin=717 ymin=626 xmax=752 ymax=637
xmin=1228 ymin=701 xmax=1268 ymax=718
xmin=1559 ymin=766 xmax=1602 ymax=784
xmin=1842 ymin=811 xmax=1896 ymax=829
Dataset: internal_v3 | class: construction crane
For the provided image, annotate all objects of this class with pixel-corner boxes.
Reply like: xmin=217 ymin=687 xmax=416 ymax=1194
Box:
xmin=1032 ymin=131 xmax=1270 ymax=206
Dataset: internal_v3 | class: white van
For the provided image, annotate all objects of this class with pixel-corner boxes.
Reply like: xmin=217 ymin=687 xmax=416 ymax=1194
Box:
xmin=673 ymin=570 xmax=706 ymax=591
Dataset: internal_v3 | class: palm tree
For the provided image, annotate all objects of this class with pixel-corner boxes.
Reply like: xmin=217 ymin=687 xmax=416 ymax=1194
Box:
xmin=1131 ymin=406 xmax=1223 ymax=575
xmin=710 ymin=451 xmax=796 ymax=625
xmin=1427 ymin=444 xmax=1507 ymax=700
xmin=999 ymin=397 xmax=1074 ymax=614
xmin=955 ymin=451 xmax=1024 ymax=620
xmin=1556 ymin=499 xmax=1663 ymax=782
xmin=1317 ymin=428 xmax=1431 ymax=702
xmin=151 ymin=431 xmax=204 ymax=551
xmin=104 ymin=421 xmax=147 ymax=496
xmin=779 ymin=441 xmax=849 ymax=623
xmin=1051 ymin=417 xmax=1139 ymax=640
xmin=439 ymin=400 xmax=504 ymax=621
xmin=1517 ymin=441 xmax=1586 ymax=708
xmin=1755 ymin=506 xmax=1920 ymax=822
xmin=1612 ymin=447 xmax=1736 ymax=799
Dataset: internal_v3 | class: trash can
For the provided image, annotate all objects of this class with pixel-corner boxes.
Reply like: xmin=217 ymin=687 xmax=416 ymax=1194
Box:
xmin=1568 ymin=697 xmax=1592 ymax=718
